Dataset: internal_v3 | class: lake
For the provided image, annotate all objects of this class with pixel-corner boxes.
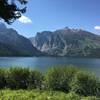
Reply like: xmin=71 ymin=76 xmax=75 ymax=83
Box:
xmin=0 ymin=57 xmax=100 ymax=76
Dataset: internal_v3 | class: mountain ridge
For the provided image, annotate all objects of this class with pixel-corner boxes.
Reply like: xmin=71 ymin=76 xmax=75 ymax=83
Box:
xmin=0 ymin=23 xmax=43 ymax=56
xmin=30 ymin=27 xmax=100 ymax=57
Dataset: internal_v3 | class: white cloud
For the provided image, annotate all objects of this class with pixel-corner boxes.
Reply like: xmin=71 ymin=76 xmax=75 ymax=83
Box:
xmin=94 ymin=26 xmax=100 ymax=30
xmin=18 ymin=15 xmax=32 ymax=24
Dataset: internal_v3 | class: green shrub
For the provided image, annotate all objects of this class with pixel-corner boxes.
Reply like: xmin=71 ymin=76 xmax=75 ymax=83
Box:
xmin=45 ymin=65 xmax=78 ymax=92
xmin=0 ymin=68 xmax=6 ymax=89
xmin=71 ymin=71 xmax=100 ymax=96
xmin=28 ymin=70 xmax=44 ymax=89
xmin=0 ymin=65 xmax=98 ymax=99
xmin=6 ymin=67 xmax=30 ymax=89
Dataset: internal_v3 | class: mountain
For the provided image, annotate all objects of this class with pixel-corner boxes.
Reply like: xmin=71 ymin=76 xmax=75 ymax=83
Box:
xmin=0 ymin=23 xmax=42 ymax=56
xmin=0 ymin=23 xmax=7 ymax=30
xmin=30 ymin=27 xmax=100 ymax=57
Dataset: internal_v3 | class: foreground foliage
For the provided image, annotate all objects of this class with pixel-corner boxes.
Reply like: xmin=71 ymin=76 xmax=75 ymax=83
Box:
xmin=0 ymin=65 xmax=99 ymax=99
xmin=0 ymin=0 xmax=27 ymax=24
xmin=71 ymin=71 xmax=100 ymax=96
xmin=45 ymin=66 xmax=77 ymax=92
xmin=0 ymin=89 xmax=99 ymax=100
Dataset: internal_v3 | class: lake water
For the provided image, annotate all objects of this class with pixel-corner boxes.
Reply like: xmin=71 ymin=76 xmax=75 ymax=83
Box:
xmin=0 ymin=57 xmax=100 ymax=76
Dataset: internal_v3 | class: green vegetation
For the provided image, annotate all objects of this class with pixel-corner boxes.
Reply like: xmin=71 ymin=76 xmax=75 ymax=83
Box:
xmin=0 ymin=65 xmax=99 ymax=99
xmin=45 ymin=66 xmax=77 ymax=92
xmin=71 ymin=71 xmax=100 ymax=96
xmin=0 ymin=90 xmax=99 ymax=100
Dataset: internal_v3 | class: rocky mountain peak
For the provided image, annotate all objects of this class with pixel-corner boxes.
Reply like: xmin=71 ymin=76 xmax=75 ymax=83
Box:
xmin=30 ymin=27 xmax=100 ymax=57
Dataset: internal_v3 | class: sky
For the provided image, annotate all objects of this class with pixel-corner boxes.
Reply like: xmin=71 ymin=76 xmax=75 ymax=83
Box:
xmin=6 ymin=0 xmax=100 ymax=37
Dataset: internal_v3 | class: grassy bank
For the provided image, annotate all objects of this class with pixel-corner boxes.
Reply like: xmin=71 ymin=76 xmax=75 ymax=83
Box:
xmin=0 ymin=89 xmax=100 ymax=100
xmin=0 ymin=65 xmax=99 ymax=99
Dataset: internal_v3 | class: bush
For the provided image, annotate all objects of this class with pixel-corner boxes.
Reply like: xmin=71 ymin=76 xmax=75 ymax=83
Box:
xmin=0 ymin=68 xmax=6 ymax=89
xmin=6 ymin=67 xmax=30 ymax=89
xmin=28 ymin=70 xmax=44 ymax=89
xmin=45 ymin=65 xmax=78 ymax=92
xmin=0 ymin=65 xmax=99 ymax=99
xmin=71 ymin=71 xmax=100 ymax=96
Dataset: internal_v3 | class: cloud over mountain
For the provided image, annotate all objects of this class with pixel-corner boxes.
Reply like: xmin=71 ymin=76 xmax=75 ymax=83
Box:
xmin=18 ymin=15 xmax=32 ymax=24
xmin=94 ymin=26 xmax=100 ymax=30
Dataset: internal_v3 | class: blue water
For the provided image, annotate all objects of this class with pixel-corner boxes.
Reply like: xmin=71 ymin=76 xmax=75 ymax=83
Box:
xmin=0 ymin=57 xmax=100 ymax=76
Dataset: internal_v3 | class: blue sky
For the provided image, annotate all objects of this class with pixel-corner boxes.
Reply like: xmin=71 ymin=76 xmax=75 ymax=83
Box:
xmin=7 ymin=0 xmax=100 ymax=37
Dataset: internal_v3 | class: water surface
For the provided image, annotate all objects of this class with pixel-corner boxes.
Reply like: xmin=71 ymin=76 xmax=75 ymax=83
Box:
xmin=0 ymin=57 xmax=100 ymax=76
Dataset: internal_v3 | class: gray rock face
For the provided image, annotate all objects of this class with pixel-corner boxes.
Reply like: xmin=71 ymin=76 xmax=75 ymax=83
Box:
xmin=30 ymin=27 xmax=100 ymax=57
xmin=0 ymin=23 xmax=42 ymax=56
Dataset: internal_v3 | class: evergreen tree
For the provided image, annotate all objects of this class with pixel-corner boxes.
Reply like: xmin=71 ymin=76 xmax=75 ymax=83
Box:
xmin=0 ymin=0 xmax=28 ymax=24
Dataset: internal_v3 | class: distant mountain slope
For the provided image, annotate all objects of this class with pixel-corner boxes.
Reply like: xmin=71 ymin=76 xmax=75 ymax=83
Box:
xmin=0 ymin=23 xmax=42 ymax=56
xmin=30 ymin=27 xmax=100 ymax=57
